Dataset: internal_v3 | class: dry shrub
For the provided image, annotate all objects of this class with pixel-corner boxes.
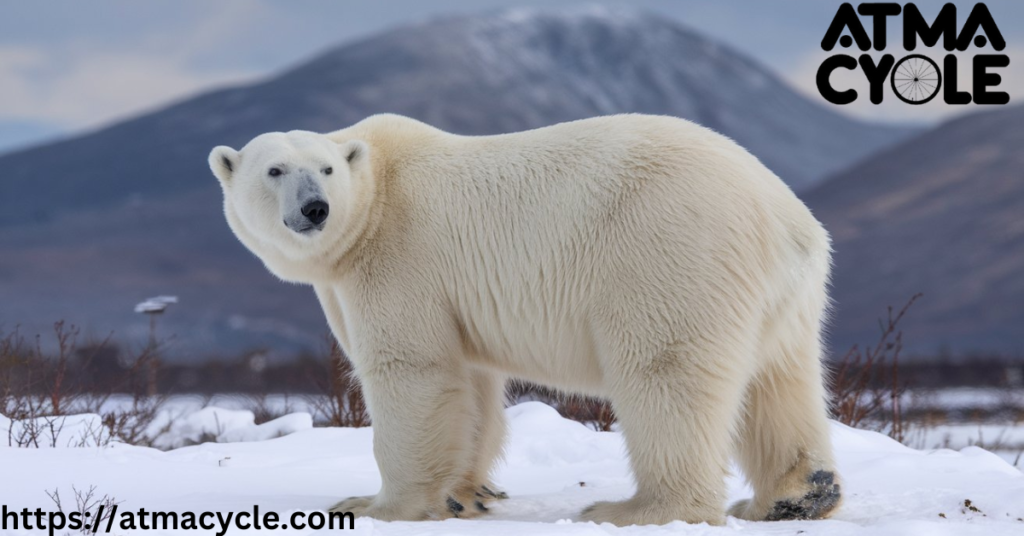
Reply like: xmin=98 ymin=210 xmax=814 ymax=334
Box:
xmin=0 ymin=322 xmax=168 ymax=447
xmin=557 ymin=395 xmax=616 ymax=432
xmin=831 ymin=294 xmax=922 ymax=443
xmin=506 ymin=381 xmax=616 ymax=432
xmin=242 ymin=393 xmax=297 ymax=425
xmin=309 ymin=337 xmax=370 ymax=427
xmin=99 ymin=395 xmax=171 ymax=447
xmin=3 ymin=290 xmax=925 ymax=447
xmin=47 ymin=485 xmax=122 ymax=534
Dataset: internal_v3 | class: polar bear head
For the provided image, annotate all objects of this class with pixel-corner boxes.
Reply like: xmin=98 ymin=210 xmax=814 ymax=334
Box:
xmin=208 ymin=131 xmax=370 ymax=282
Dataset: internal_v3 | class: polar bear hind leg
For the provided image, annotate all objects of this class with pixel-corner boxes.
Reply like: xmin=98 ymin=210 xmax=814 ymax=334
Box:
xmin=729 ymin=282 xmax=841 ymax=521
xmin=580 ymin=328 xmax=756 ymax=526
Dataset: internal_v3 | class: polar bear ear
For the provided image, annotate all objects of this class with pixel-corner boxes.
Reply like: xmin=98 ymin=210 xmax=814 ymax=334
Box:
xmin=209 ymin=146 xmax=239 ymax=184
xmin=339 ymin=139 xmax=369 ymax=168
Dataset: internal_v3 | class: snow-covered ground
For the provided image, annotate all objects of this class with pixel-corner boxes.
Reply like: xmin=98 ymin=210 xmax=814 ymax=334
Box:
xmin=72 ymin=392 xmax=1024 ymax=465
xmin=909 ymin=423 xmax=1024 ymax=466
xmin=905 ymin=387 xmax=1024 ymax=412
xmin=2 ymin=402 xmax=1023 ymax=535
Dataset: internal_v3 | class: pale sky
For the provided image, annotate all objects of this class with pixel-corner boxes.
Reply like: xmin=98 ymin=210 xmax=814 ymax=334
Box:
xmin=0 ymin=0 xmax=1021 ymax=154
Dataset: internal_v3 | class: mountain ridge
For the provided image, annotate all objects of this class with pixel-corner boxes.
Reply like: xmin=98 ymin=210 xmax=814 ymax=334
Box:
xmin=0 ymin=8 xmax=915 ymax=357
xmin=805 ymin=104 xmax=1024 ymax=356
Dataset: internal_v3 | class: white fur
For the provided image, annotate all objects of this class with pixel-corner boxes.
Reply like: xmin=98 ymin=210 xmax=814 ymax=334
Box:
xmin=209 ymin=114 xmax=840 ymax=526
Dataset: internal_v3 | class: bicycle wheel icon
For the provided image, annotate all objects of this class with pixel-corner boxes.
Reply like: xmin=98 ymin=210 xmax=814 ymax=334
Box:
xmin=890 ymin=55 xmax=941 ymax=105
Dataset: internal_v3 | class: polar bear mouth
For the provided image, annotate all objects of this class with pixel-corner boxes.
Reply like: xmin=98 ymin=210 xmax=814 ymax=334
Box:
xmin=284 ymin=219 xmax=325 ymax=235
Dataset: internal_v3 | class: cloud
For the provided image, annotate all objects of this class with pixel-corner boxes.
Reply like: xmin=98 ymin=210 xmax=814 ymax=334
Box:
xmin=785 ymin=46 xmax=1024 ymax=124
xmin=0 ymin=46 xmax=257 ymax=130
xmin=2 ymin=0 xmax=1019 ymax=135
xmin=0 ymin=0 xmax=269 ymax=132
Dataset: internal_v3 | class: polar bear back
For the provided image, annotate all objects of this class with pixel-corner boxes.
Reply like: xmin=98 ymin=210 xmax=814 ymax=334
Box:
xmin=331 ymin=114 xmax=830 ymax=391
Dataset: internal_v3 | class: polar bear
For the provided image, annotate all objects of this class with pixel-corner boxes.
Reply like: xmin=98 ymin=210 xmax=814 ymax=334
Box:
xmin=208 ymin=114 xmax=840 ymax=526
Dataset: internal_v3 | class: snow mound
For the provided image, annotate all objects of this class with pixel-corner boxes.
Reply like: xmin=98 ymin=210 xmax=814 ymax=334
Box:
xmin=153 ymin=407 xmax=256 ymax=449
xmin=2 ymin=402 xmax=1022 ymax=535
xmin=151 ymin=407 xmax=314 ymax=449
xmin=217 ymin=413 xmax=314 ymax=444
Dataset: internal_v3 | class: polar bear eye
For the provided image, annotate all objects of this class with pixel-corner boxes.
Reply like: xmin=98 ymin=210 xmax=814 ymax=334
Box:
xmin=323 ymin=167 xmax=333 ymax=175
xmin=268 ymin=167 xmax=282 ymax=177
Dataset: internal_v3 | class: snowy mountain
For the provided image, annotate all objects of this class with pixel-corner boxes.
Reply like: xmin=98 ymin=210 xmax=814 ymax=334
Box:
xmin=805 ymin=105 xmax=1024 ymax=356
xmin=0 ymin=8 xmax=912 ymax=356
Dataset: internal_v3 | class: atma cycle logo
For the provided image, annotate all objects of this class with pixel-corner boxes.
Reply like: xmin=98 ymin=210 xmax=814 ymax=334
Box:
xmin=817 ymin=2 xmax=1010 ymax=105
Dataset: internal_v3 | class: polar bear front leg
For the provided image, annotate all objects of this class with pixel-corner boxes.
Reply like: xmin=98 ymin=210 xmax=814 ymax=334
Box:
xmin=330 ymin=353 xmax=476 ymax=521
xmin=448 ymin=369 xmax=509 ymax=513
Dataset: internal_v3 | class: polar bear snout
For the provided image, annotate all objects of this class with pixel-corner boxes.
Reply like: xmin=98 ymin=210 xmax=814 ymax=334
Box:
xmin=284 ymin=194 xmax=327 ymax=232
xmin=280 ymin=172 xmax=331 ymax=234
xmin=284 ymin=198 xmax=329 ymax=234
xmin=301 ymin=200 xmax=330 ymax=227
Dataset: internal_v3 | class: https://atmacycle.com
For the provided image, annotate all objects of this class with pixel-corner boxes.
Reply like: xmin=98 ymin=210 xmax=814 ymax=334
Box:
xmin=2 ymin=504 xmax=355 ymax=535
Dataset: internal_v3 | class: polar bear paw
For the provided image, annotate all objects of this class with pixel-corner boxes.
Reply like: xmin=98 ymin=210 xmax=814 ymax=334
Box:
xmin=764 ymin=470 xmax=841 ymax=521
xmin=579 ymin=497 xmax=723 ymax=527
xmin=478 ymin=484 xmax=509 ymax=501
xmin=329 ymin=496 xmax=373 ymax=516
xmin=728 ymin=470 xmax=841 ymax=521
xmin=446 ymin=482 xmax=508 ymax=518
xmin=329 ymin=495 xmax=427 ymax=521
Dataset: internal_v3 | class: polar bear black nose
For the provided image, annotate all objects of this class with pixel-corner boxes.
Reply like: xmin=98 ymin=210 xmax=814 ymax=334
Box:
xmin=301 ymin=200 xmax=329 ymax=225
